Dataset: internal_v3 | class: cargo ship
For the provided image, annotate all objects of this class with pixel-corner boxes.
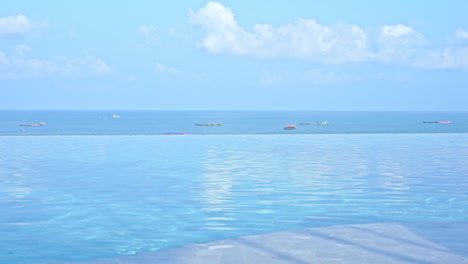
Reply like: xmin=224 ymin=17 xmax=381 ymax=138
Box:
xmin=300 ymin=122 xmax=329 ymax=125
xmin=20 ymin=122 xmax=46 ymax=126
xmin=195 ymin=123 xmax=224 ymax=126
xmin=423 ymin=121 xmax=453 ymax=124
xmin=163 ymin=132 xmax=190 ymax=135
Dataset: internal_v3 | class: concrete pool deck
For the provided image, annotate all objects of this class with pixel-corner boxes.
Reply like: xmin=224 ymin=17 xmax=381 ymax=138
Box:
xmin=52 ymin=222 xmax=468 ymax=264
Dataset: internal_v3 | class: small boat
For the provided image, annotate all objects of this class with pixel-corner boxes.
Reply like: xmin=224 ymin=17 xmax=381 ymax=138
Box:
xmin=112 ymin=114 xmax=120 ymax=118
xmin=163 ymin=132 xmax=190 ymax=135
xmin=195 ymin=123 xmax=224 ymax=126
xmin=423 ymin=121 xmax=453 ymax=124
xmin=284 ymin=125 xmax=297 ymax=130
xmin=20 ymin=122 xmax=46 ymax=126
xmin=300 ymin=122 xmax=329 ymax=125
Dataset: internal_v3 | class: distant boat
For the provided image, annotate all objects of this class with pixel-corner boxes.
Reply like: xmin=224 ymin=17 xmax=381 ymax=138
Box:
xmin=20 ymin=122 xmax=46 ymax=126
xmin=300 ymin=122 xmax=329 ymax=125
xmin=195 ymin=123 xmax=224 ymax=126
xmin=423 ymin=121 xmax=453 ymax=124
xmin=284 ymin=125 xmax=297 ymax=130
xmin=163 ymin=132 xmax=190 ymax=135
xmin=112 ymin=114 xmax=120 ymax=118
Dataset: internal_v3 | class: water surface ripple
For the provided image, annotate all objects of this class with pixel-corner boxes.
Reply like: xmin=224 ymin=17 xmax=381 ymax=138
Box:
xmin=0 ymin=134 xmax=467 ymax=263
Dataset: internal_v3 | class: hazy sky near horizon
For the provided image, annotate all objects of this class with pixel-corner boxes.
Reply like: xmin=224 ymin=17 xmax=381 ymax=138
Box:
xmin=1 ymin=0 xmax=467 ymax=110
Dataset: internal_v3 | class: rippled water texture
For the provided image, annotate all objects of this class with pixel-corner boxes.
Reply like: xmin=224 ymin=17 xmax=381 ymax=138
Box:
xmin=1 ymin=134 xmax=468 ymax=263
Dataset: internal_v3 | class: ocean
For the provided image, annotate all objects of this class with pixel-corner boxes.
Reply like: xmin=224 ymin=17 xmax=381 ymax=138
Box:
xmin=1 ymin=111 xmax=467 ymax=263
xmin=1 ymin=110 xmax=468 ymax=135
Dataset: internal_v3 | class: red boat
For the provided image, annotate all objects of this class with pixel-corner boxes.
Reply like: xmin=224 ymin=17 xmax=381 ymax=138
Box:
xmin=284 ymin=125 xmax=297 ymax=130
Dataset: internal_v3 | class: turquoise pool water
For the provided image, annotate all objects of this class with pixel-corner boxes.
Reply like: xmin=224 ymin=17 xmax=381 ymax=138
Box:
xmin=1 ymin=134 xmax=467 ymax=263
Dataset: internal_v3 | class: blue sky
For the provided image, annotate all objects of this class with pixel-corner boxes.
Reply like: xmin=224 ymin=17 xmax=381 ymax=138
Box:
xmin=1 ymin=0 xmax=467 ymax=110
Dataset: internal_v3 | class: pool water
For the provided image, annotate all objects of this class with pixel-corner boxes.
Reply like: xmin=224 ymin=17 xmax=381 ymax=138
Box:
xmin=1 ymin=134 xmax=467 ymax=263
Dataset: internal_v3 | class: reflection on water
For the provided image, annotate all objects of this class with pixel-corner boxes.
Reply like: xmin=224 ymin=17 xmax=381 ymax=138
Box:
xmin=0 ymin=134 xmax=468 ymax=264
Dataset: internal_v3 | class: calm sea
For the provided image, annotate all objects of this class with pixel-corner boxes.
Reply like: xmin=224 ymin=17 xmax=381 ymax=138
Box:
xmin=1 ymin=111 xmax=468 ymax=263
xmin=0 ymin=110 xmax=467 ymax=135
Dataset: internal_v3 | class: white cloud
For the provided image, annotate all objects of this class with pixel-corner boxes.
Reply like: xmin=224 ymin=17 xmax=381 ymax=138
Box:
xmin=380 ymin=24 xmax=419 ymax=38
xmin=0 ymin=14 xmax=47 ymax=36
xmin=190 ymin=2 xmax=371 ymax=63
xmin=191 ymin=2 xmax=468 ymax=70
xmin=64 ymin=53 xmax=111 ymax=76
xmin=0 ymin=51 xmax=111 ymax=79
xmin=26 ymin=58 xmax=57 ymax=73
xmin=0 ymin=55 xmax=58 ymax=78
xmin=377 ymin=24 xmax=424 ymax=62
xmin=377 ymin=25 xmax=468 ymax=69
xmin=455 ymin=29 xmax=468 ymax=39
xmin=190 ymin=2 xmax=371 ymax=62
xmin=414 ymin=47 xmax=468 ymax=70
xmin=0 ymin=51 xmax=8 ymax=64
xmin=138 ymin=25 xmax=159 ymax=45
xmin=154 ymin=63 xmax=179 ymax=74
xmin=87 ymin=55 xmax=111 ymax=75
xmin=0 ymin=14 xmax=32 ymax=35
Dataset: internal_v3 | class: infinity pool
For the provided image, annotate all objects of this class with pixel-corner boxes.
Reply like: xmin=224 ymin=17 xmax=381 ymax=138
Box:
xmin=1 ymin=134 xmax=467 ymax=263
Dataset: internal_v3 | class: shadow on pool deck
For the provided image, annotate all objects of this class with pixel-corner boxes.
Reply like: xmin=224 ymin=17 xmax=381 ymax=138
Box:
xmin=50 ymin=222 xmax=468 ymax=264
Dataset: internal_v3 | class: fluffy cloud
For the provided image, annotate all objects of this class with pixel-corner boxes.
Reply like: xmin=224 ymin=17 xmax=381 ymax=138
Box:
xmin=455 ymin=29 xmax=468 ymax=39
xmin=190 ymin=2 xmax=370 ymax=63
xmin=90 ymin=58 xmax=110 ymax=74
xmin=0 ymin=54 xmax=59 ymax=78
xmin=191 ymin=2 xmax=468 ymax=70
xmin=377 ymin=24 xmax=424 ymax=62
xmin=0 ymin=14 xmax=32 ymax=35
xmin=0 ymin=14 xmax=46 ymax=36
xmin=0 ymin=48 xmax=111 ymax=79
xmin=62 ymin=53 xmax=111 ymax=76
xmin=377 ymin=25 xmax=468 ymax=69
xmin=138 ymin=25 xmax=159 ymax=44
xmin=380 ymin=24 xmax=419 ymax=38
